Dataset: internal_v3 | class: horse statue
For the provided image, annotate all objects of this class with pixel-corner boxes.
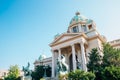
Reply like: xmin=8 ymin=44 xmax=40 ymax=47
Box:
xmin=57 ymin=55 xmax=68 ymax=75
xmin=22 ymin=62 xmax=31 ymax=76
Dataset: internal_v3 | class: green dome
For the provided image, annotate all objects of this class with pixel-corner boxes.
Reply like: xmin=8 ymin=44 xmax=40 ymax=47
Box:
xmin=38 ymin=54 xmax=46 ymax=61
xmin=70 ymin=12 xmax=93 ymax=24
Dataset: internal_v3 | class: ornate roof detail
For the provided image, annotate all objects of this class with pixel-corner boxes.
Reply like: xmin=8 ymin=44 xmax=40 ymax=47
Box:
xmin=69 ymin=12 xmax=93 ymax=25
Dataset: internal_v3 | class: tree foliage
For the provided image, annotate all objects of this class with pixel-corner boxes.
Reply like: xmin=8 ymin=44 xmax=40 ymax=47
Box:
xmin=59 ymin=74 xmax=68 ymax=80
xmin=102 ymin=66 xmax=120 ymax=80
xmin=87 ymin=43 xmax=120 ymax=80
xmin=31 ymin=65 xmax=44 ymax=80
xmin=87 ymin=48 xmax=102 ymax=73
xmin=46 ymin=65 xmax=52 ymax=77
xmin=31 ymin=65 xmax=51 ymax=80
xmin=68 ymin=69 xmax=95 ymax=80
xmin=4 ymin=65 xmax=20 ymax=80
xmin=102 ymin=43 xmax=120 ymax=67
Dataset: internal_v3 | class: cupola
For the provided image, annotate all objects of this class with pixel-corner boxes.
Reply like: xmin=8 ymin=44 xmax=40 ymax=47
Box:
xmin=68 ymin=12 xmax=96 ymax=33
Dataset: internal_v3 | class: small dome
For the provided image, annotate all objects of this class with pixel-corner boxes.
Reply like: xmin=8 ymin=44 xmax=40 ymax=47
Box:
xmin=38 ymin=54 xmax=46 ymax=61
xmin=70 ymin=12 xmax=92 ymax=25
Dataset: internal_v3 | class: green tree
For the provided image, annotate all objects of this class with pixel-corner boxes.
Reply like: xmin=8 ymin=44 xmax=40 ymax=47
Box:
xmin=4 ymin=65 xmax=20 ymax=80
xmin=87 ymin=43 xmax=120 ymax=80
xmin=68 ymin=69 xmax=95 ymax=80
xmin=31 ymin=65 xmax=44 ymax=80
xmin=46 ymin=65 xmax=51 ymax=77
xmin=31 ymin=65 xmax=51 ymax=80
xmin=102 ymin=66 xmax=120 ymax=80
xmin=87 ymin=48 xmax=102 ymax=80
xmin=87 ymin=48 xmax=102 ymax=73
xmin=102 ymin=43 xmax=120 ymax=67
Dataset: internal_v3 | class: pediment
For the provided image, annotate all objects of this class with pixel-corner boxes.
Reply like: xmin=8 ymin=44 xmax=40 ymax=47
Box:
xmin=51 ymin=33 xmax=79 ymax=44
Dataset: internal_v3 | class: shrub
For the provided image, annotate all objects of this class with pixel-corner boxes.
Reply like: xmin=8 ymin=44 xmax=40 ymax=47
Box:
xmin=59 ymin=74 xmax=68 ymax=80
xmin=102 ymin=66 xmax=120 ymax=80
xmin=68 ymin=69 xmax=95 ymax=80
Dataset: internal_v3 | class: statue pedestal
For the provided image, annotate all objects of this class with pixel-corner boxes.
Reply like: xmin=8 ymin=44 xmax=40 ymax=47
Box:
xmin=24 ymin=76 xmax=32 ymax=80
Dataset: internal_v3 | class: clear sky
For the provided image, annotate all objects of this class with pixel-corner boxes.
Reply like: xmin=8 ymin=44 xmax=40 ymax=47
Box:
xmin=0 ymin=0 xmax=120 ymax=70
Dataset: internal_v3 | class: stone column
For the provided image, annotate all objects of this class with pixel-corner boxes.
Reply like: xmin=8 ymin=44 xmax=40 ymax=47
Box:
xmin=86 ymin=24 xmax=89 ymax=32
xmin=52 ymin=50 xmax=55 ymax=77
xmin=58 ymin=49 xmax=61 ymax=60
xmin=78 ymin=24 xmax=82 ymax=32
xmin=71 ymin=44 xmax=77 ymax=71
xmin=77 ymin=50 xmax=82 ymax=69
xmin=64 ymin=54 xmax=68 ymax=65
xmin=80 ymin=41 xmax=87 ymax=71
xmin=77 ymin=50 xmax=81 ymax=62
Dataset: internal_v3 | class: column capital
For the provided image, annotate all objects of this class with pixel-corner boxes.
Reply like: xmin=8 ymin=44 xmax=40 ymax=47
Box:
xmin=79 ymin=39 xmax=85 ymax=44
xmin=70 ymin=43 xmax=75 ymax=47
xmin=81 ymin=40 xmax=84 ymax=45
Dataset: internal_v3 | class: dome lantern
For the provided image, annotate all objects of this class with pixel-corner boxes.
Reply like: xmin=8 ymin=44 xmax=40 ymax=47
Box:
xmin=75 ymin=12 xmax=80 ymax=15
xmin=69 ymin=12 xmax=93 ymax=26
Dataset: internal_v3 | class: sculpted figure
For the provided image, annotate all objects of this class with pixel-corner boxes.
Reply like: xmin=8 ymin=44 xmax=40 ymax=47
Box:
xmin=57 ymin=55 xmax=68 ymax=75
xmin=22 ymin=62 xmax=31 ymax=76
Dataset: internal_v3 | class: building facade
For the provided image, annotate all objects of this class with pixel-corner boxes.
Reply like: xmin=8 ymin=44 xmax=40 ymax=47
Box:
xmin=34 ymin=55 xmax=52 ymax=67
xmin=50 ymin=12 xmax=106 ymax=77
xmin=0 ymin=69 xmax=8 ymax=80
xmin=0 ymin=69 xmax=24 ymax=80
xmin=109 ymin=39 xmax=120 ymax=49
xmin=34 ymin=12 xmax=120 ymax=77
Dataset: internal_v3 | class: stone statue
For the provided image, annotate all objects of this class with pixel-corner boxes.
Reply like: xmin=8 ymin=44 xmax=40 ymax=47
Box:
xmin=22 ymin=62 xmax=31 ymax=76
xmin=57 ymin=55 xmax=68 ymax=75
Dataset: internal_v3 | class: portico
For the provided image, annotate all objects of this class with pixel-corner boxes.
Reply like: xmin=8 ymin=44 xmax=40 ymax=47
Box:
xmin=50 ymin=34 xmax=88 ymax=77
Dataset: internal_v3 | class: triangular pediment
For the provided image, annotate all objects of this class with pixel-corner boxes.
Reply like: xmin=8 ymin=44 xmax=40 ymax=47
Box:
xmin=51 ymin=33 xmax=79 ymax=44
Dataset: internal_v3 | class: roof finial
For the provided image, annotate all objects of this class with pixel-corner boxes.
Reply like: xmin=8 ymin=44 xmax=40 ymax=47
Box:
xmin=76 ymin=12 xmax=80 ymax=15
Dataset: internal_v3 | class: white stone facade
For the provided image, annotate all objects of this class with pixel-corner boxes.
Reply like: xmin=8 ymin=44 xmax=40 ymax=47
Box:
xmin=34 ymin=12 xmax=120 ymax=77
xmin=50 ymin=12 xmax=106 ymax=77
xmin=109 ymin=39 xmax=120 ymax=49
xmin=0 ymin=69 xmax=8 ymax=79
xmin=34 ymin=57 xmax=52 ymax=67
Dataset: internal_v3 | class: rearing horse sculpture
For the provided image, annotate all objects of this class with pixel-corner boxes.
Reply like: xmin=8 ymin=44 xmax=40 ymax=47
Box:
xmin=57 ymin=55 xmax=68 ymax=75
xmin=22 ymin=62 xmax=31 ymax=76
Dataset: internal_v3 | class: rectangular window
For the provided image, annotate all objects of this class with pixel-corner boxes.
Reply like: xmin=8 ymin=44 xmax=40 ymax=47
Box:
xmin=82 ymin=25 xmax=87 ymax=32
xmin=72 ymin=26 xmax=79 ymax=33
xmin=88 ymin=24 xmax=92 ymax=30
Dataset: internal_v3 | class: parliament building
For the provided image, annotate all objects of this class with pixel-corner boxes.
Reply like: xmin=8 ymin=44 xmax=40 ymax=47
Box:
xmin=34 ymin=12 xmax=120 ymax=77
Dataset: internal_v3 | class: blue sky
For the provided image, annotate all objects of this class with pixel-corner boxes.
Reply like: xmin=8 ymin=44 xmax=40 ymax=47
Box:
xmin=0 ymin=0 xmax=120 ymax=69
